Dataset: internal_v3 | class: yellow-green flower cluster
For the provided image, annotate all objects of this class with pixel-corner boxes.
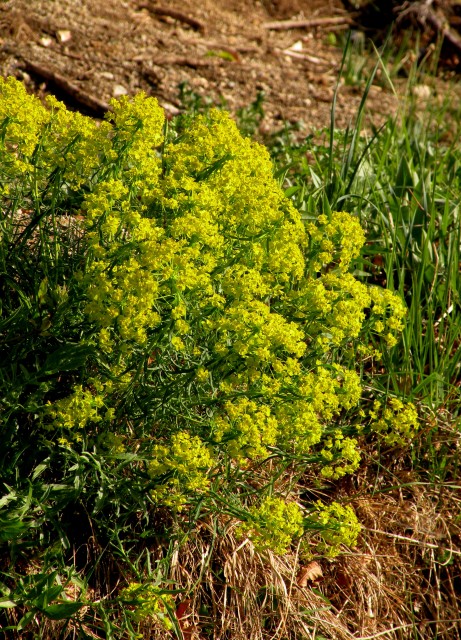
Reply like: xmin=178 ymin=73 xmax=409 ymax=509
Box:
xmin=237 ymin=496 xmax=304 ymax=554
xmin=320 ymin=431 xmax=361 ymax=479
xmin=275 ymin=366 xmax=361 ymax=455
xmin=211 ymin=364 xmax=362 ymax=459
xmin=288 ymin=273 xmax=406 ymax=351
xmin=148 ymin=432 xmax=215 ymax=510
xmin=306 ymin=211 xmax=365 ymax=272
xmin=44 ymin=376 xmax=126 ymax=444
xmin=82 ymin=179 xmax=166 ymax=347
xmin=46 ymin=384 xmax=107 ymax=431
xmin=298 ymin=365 xmax=362 ymax=418
xmin=0 ymin=77 xmax=112 ymax=188
xmin=120 ymin=581 xmax=173 ymax=628
xmin=106 ymin=92 xmax=165 ymax=196
xmin=369 ymin=398 xmax=419 ymax=445
xmin=214 ymin=398 xmax=279 ymax=459
xmin=275 ymin=399 xmax=323 ymax=454
xmin=0 ymin=78 xmax=166 ymax=195
xmin=0 ymin=77 xmax=49 ymax=175
xmin=153 ymin=109 xmax=306 ymax=284
xmin=210 ymin=300 xmax=306 ymax=363
xmin=42 ymin=95 xmax=113 ymax=188
xmin=97 ymin=431 xmax=126 ymax=454
xmin=309 ymin=501 xmax=361 ymax=557
xmin=298 ymin=272 xmax=371 ymax=348
xmin=368 ymin=287 xmax=407 ymax=347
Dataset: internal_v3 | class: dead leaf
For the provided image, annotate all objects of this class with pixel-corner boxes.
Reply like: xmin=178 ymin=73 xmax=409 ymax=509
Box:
xmin=335 ymin=569 xmax=352 ymax=589
xmin=297 ymin=561 xmax=323 ymax=587
xmin=176 ymin=599 xmax=192 ymax=640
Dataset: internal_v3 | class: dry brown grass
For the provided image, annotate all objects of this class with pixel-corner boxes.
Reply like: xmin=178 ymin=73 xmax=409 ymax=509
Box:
xmin=4 ymin=433 xmax=460 ymax=639
xmin=152 ymin=423 xmax=461 ymax=640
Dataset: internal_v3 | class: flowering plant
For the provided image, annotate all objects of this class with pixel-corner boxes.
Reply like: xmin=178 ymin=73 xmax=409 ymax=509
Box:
xmin=0 ymin=77 xmax=417 ymax=634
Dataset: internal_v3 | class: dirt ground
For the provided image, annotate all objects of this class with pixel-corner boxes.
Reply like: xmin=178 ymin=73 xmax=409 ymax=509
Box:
xmin=0 ymin=0 xmax=401 ymax=134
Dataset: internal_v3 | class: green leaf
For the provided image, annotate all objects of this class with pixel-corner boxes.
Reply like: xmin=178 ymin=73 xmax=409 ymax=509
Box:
xmin=33 ymin=585 xmax=63 ymax=610
xmin=311 ymin=588 xmax=332 ymax=607
xmin=41 ymin=601 xmax=84 ymax=620
xmin=40 ymin=343 xmax=94 ymax=375
xmin=0 ymin=597 xmax=17 ymax=608
xmin=0 ymin=519 xmax=29 ymax=542
xmin=16 ymin=610 xmax=36 ymax=631
xmin=37 ymin=277 xmax=48 ymax=305
xmin=284 ymin=185 xmax=299 ymax=197
xmin=31 ymin=461 xmax=49 ymax=481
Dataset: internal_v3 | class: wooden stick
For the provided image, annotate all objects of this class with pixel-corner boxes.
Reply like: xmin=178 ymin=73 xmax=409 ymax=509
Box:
xmin=20 ymin=59 xmax=110 ymax=117
xmin=263 ymin=15 xmax=353 ymax=31
xmin=138 ymin=3 xmax=205 ymax=32
xmin=168 ymin=57 xmax=216 ymax=69
xmin=278 ymin=48 xmax=330 ymax=65
xmin=143 ymin=57 xmax=216 ymax=71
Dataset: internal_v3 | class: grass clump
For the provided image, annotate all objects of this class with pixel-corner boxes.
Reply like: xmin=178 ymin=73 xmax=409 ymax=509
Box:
xmin=0 ymin=75 xmax=418 ymax=638
xmin=265 ymin=42 xmax=461 ymax=639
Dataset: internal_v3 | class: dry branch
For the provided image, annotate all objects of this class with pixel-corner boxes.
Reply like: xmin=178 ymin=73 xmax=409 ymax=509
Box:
xmin=167 ymin=56 xmax=217 ymax=68
xmin=263 ymin=15 xmax=353 ymax=31
xmin=278 ymin=47 xmax=330 ymax=65
xmin=20 ymin=59 xmax=110 ymax=117
xmin=138 ymin=3 xmax=205 ymax=32
xmin=396 ymin=2 xmax=461 ymax=58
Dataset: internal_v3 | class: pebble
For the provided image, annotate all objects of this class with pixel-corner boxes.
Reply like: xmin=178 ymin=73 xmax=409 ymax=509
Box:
xmin=113 ymin=84 xmax=128 ymax=97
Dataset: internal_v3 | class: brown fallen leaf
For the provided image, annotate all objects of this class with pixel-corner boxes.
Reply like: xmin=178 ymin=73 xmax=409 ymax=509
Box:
xmin=335 ymin=569 xmax=352 ymax=589
xmin=176 ymin=599 xmax=192 ymax=640
xmin=297 ymin=561 xmax=323 ymax=587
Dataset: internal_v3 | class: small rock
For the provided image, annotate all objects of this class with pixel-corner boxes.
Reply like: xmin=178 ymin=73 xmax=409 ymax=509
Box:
xmin=161 ymin=102 xmax=180 ymax=116
xmin=18 ymin=71 xmax=31 ymax=83
xmin=39 ymin=36 xmax=53 ymax=47
xmin=113 ymin=84 xmax=128 ymax=97
xmin=57 ymin=29 xmax=72 ymax=43
xmin=412 ymin=84 xmax=431 ymax=100
xmin=288 ymin=40 xmax=303 ymax=52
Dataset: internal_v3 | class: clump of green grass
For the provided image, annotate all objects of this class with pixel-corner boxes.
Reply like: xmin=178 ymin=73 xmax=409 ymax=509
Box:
xmin=265 ymin=38 xmax=461 ymax=639
xmin=271 ymin=39 xmax=461 ymax=420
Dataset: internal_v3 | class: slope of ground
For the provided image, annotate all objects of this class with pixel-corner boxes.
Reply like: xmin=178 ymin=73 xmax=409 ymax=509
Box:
xmin=0 ymin=0 xmax=398 ymax=133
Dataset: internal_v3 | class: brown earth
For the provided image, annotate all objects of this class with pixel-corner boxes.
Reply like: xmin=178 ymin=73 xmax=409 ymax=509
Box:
xmin=0 ymin=0 xmax=401 ymax=135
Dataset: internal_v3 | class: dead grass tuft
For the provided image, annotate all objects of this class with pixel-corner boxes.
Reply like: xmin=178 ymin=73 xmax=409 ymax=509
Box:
xmin=161 ymin=424 xmax=461 ymax=639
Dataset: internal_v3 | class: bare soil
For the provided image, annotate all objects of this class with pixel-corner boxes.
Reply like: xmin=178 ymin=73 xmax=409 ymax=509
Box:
xmin=0 ymin=0 xmax=399 ymax=134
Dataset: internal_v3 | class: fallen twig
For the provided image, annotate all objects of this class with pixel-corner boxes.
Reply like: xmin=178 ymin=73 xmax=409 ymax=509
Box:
xmin=278 ymin=48 xmax=330 ymax=65
xmin=138 ymin=3 xmax=205 ymax=32
xmin=263 ymin=15 xmax=353 ymax=31
xmin=142 ymin=56 xmax=218 ymax=69
xmin=168 ymin=56 xmax=218 ymax=68
xmin=20 ymin=59 xmax=110 ymax=117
